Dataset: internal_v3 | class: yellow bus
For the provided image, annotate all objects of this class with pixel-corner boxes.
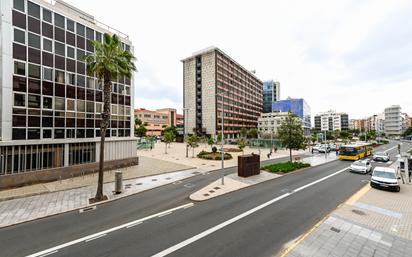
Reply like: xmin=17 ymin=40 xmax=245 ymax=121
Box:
xmin=339 ymin=143 xmax=373 ymax=161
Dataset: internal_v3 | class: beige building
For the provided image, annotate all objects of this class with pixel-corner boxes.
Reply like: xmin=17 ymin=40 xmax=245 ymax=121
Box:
xmin=258 ymin=112 xmax=292 ymax=136
xmin=134 ymin=108 xmax=177 ymax=136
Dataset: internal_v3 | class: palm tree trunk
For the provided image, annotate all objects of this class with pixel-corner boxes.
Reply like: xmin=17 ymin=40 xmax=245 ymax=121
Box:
xmin=95 ymin=73 xmax=111 ymax=201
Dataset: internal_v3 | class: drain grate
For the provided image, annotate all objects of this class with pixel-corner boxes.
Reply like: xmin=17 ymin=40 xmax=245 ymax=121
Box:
xmin=203 ymin=193 xmax=210 ymax=197
xmin=352 ymin=209 xmax=366 ymax=216
xmin=214 ymin=187 xmax=221 ymax=190
xmin=209 ymin=190 xmax=215 ymax=193
xmin=330 ymin=227 xmax=341 ymax=233
xmin=135 ymin=183 xmax=142 ymax=185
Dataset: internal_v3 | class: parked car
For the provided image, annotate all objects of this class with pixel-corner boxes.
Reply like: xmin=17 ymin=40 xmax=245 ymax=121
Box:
xmin=370 ymin=167 xmax=400 ymax=192
xmin=312 ymin=144 xmax=321 ymax=152
xmin=349 ymin=160 xmax=372 ymax=174
xmin=318 ymin=145 xmax=331 ymax=153
xmin=373 ymin=152 xmax=390 ymax=162
xmin=329 ymin=144 xmax=337 ymax=151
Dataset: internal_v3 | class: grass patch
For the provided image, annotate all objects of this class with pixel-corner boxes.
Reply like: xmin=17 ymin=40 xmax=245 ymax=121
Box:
xmin=262 ymin=162 xmax=310 ymax=174
xmin=197 ymin=151 xmax=233 ymax=160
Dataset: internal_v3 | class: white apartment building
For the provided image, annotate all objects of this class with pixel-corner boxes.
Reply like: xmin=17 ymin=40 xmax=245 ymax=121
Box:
xmin=0 ymin=0 xmax=137 ymax=188
xmin=258 ymin=112 xmax=293 ymax=135
xmin=314 ymin=110 xmax=349 ymax=131
xmin=384 ymin=105 xmax=402 ymax=137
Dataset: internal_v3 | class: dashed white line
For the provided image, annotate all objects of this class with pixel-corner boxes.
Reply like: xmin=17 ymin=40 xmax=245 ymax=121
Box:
xmin=37 ymin=250 xmax=58 ymax=257
xmin=158 ymin=211 xmax=172 ymax=218
xmin=84 ymin=233 xmax=107 ymax=242
xmin=126 ymin=221 xmax=143 ymax=229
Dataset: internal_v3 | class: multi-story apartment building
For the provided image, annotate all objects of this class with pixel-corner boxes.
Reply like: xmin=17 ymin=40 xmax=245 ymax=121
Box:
xmin=262 ymin=80 xmax=280 ymax=113
xmin=271 ymin=98 xmax=311 ymax=135
xmin=350 ymin=119 xmax=366 ymax=131
xmin=258 ymin=111 xmax=302 ymax=136
xmin=134 ymin=108 xmax=177 ymax=136
xmin=384 ymin=105 xmax=402 ymax=137
xmin=0 ymin=0 xmax=137 ymax=188
xmin=401 ymin=113 xmax=410 ymax=132
xmin=182 ymin=46 xmax=263 ymax=139
xmin=314 ymin=110 xmax=349 ymax=131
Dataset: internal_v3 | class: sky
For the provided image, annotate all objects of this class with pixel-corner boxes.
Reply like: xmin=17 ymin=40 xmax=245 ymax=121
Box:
xmin=64 ymin=0 xmax=412 ymax=119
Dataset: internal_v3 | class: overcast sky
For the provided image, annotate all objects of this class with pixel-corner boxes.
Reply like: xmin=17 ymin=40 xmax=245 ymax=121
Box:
xmin=65 ymin=0 xmax=412 ymax=119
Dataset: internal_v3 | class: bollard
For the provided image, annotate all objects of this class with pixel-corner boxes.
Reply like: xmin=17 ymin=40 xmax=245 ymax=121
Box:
xmin=114 ymin=170 xmax=123 ymax=194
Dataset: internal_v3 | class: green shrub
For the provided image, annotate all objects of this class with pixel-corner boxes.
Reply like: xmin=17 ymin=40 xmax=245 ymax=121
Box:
xmin=197 ymin=151 xmax=233 ymax=160
xmin=263 ymin=162 xmax=310 ymax=173
xmin=212 ymin=146 xmax=217 ymax=153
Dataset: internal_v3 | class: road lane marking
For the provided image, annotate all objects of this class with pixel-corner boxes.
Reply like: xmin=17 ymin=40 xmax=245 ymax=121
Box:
xmin=37 ymin=250 xmax=58 ymax=257
xmin=126 ymin=221 xmax=143 ymax=229
xmin=158 ymin=211 xmax=172 ymax=218
xmin=151 ymin=167 xmax=349 ymax=257
xmin=84 ymin=234 xmax=107 ymax=242
xmin=26 ymin=203 xmax=194 ymax=257
xmin=384 ymin=145 xmax=398 ymax=154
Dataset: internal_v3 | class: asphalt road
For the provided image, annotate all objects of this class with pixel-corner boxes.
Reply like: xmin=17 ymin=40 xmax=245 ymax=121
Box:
xmin=1 ymin=141 xmax=409 ymax=257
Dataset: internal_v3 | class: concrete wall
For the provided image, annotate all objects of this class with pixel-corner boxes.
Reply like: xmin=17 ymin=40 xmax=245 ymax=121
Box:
xmin=0 ymin=156 xmax=139 ymax=189
xmin=183 ymin=58 xmax=196 ymax=134
xmin=201 ymin=51 xmax=216 ymax=136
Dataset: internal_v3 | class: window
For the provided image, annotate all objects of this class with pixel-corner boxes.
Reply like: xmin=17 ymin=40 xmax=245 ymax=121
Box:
xmin=67 ymin=19 xmax=74 ymax=32
xmin=77 ymin=75 xmax=85 ymax=87
xmin=28 ymin=2 xmax=40 ymax=19
xmin=28 ymin=64 xmax=40 ymax=79
xmin=43 ymin=67 xmax=52 ymax=81
xmin=54 ymin=129 xmax=65 ymax=139
xmin=87 ymin=77 xmax=95 ymax=89
xmin=14 ymin=28 xmax=25 ymax=44
xmin=14 ymin=93 xmax=26 ymax=107
xmin=43 ymin=9 xmax=52 ymax=23
xmin=28 ymin=129 xmax=41 ymax=139
xmin=14 ymin=61 xmax=25 ymax=76
xmin=43 ymin=96 xmax=53 ymax=109
xmin=55 ymin=41 xmax=65 ymax=56
xmin=77 ymin=49 xmax=85 ymax=61
xmin=55 ymin=70 xmax=65 ymax=83
xmin=13 ymin=0 xmax=25 ymax=12
xmin=13 ymin=128 xmax=26 ymax=140
xmin=43 ymin=129 xmax=52 ymax=139
xmin=67 ymin=99 xmax=75 ymax=111
xmin=54 ymin=97 xmax=65 ymax=110
xmin=54 ymin=13 xmax=65 ymax=29
xmin=77 ymin=100 xmax=85 ymax=112
xmin=28 ymin=78 xmax=40 ymax=94
xmin=67 ymin=46 xmax=75 ymax=58
xmin=28 ymin=94 xmax=40 ymax=108
xmin=43 ymin=38 xmax=52 ymax=52
xmin=86 ymin=101 xmax=94 ymax=113
xmin=86 ymin=27 xmax=94 ymax=40
xmin=76 ymin=23 xmax=85 ymax=36
xmin=66 ymin=72 xmax=75 ymax=85
xmin=28 ymin=33 xmax=40 ymax=49
xmin=95 ymin=103 xmax=102 ymax=113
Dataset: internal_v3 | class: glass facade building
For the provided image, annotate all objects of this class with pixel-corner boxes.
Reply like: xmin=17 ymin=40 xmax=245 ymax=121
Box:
xmin=262 ymin=80 xmax=280 ymax=113
xmin=271 ymin=98 xmax=311 ymax=134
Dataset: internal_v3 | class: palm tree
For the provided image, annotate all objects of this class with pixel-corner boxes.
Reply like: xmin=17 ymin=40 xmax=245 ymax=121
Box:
xmin=85 ymin=33 xmax=136 ymax=202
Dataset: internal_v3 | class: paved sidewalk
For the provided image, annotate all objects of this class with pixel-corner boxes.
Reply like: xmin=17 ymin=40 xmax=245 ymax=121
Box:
xmin=282 ymin=160 xmax=412 ymax=257
xmin=0 ymin=156 xmax=192 ymax=201
xmin=0 ymin=167 xmax=203 ymax=228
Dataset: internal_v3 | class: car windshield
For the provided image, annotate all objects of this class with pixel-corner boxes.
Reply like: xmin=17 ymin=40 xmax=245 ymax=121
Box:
xmin=373 ymin=170 xmax=396 ymax=179
xmin=340 ymin=147 xmax=357 ymax=156
xmin=353 ymin=162 xmax=365 ymax=167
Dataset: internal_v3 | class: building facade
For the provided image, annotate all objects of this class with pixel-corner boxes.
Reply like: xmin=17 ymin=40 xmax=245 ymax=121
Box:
xmin=350 ymin=119 xmax=366 ymax=131
xmin=134 ymin=108 xmax=177 ymax=136
xmin=262 ymin=80 xmax=280 ymax=113
xmin=182 ymin=46 xmax=263 ymax=139
xmin=258 ymin=111 xmax=302 ymax=136
xmin=271 ymin=98 xmax=311 ymax=135
xmin=314 ymin=110 xmax=349 ymax=131
xmin=0 ymin=0 xmax=136 ymax=187
xmin=384 ymin=105 xmax=402 ymax=137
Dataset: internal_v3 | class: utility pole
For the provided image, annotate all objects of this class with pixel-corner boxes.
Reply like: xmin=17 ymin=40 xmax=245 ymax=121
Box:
xmin=182 ymin=108 xmax=190 ymax=158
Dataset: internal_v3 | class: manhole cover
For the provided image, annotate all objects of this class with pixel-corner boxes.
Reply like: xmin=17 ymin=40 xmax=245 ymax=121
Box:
xmin=184 ymin=183 xmax=195 ymax=188
xmin=352 ymin=209 xmax=366 ymax=216
xmin=330 ymin=227 xmax=341 ymax=233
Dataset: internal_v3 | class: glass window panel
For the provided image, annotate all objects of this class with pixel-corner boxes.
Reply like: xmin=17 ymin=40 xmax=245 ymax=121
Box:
xmin=55 ymin=41 xmax=65 ymax=56
xmin=28 ymin=94 xmax=40 ymax=108
xmin=95 ymin=103 xmax=102 ymax=113
xmin=76 ymin=23 xmax=85 ymax=36
xmin=13 ymin=43 xmax=27 ymax=61
xmin=86 ymin=27 xmax=94 ymax=40
xmin=96 ymin=32 xmax=102 ymax=42
xmin=76 ymin=49 xmax=85 ymax=61
xmin=43 ymin=96 xmax=53 ymax=109
xmin=13 ymin=0 xmax=25 ymax=12
xmin=54 ymin=13 xmax=65 ymax=29
xmin=28 ymin=64 xmax=40 ymax=79
xmin=14 ymin=28 xmax=25 ymax=44
xmin=67 ymin=19 xmax=74 ymax=32
xmin=14 ymin=93 xmax=26 ymax=107
xmin=28 ymin=33 xmax=40 ymax=48
xmin=14 ymin=61 xmax=26 ymax=76
xmin=67 ymin=99 xmax=75 ymax=111
xmin=13 ymin=128 xmax=26 ymax=140
xmin=77 ymin=75 xmax=85 ymax=87
xmin=43 ymin=67 xmax=52 ymax=81
xmin=43 ymin=129 xmax=52 ymax=139
xmin=28 ymin=2 xmax=40 ymax=18
xmin=43 ymin=8 xmax=52 ymax=23
xmin=86 ymin=101 xmax=94 ymax=113
xmin=54 ymin=97 xmax=65 ymax=110
xmin=42 ymin=22 xmax=53 ymax=38
xmin=66 ymin=73 xmax=75 ymax=85
xmin=43 ymin=38 xmax=52 ymax=52
xmin=86 ymin=77 xmax=95 ymax=89
xmin=77 ymin=100 xmax=85 ymax=112
xmin=28 ymin=78 xmax=41 ymax=94
xmin=67 ymin=46 xmax=75 ymax=59
xmin=55 ymin=70 xmax=65 ymax=83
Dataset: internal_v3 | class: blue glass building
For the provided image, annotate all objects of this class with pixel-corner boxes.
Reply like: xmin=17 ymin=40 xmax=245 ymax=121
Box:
xmin=272 ymin=98 xmax=311 ymax=134
xmin=262 ymin=80 xmax=280 ymax=113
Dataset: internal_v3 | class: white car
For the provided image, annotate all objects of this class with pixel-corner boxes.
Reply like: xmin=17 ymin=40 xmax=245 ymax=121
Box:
xmin=349 ymin=160 xmax=372 ymax=174
xmin=373 ymin=152 xmax=390 ymax=162
xmin=370 ymin=167 xmax=400 ymax=192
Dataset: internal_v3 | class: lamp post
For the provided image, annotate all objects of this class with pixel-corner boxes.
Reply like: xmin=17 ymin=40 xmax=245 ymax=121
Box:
xmin=217 ymin=91 xmax=228 ymax=185
xmin=182 ymin=107 xmax=190 ymax=158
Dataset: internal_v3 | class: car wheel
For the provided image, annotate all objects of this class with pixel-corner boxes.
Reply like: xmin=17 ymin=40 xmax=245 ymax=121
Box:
xmin=396 ymin=187 xmax=400 ymax=192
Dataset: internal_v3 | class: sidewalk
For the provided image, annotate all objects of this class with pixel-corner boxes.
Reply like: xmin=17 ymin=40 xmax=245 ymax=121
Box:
xmin=282 ymin=160 xmax=412 ymax=257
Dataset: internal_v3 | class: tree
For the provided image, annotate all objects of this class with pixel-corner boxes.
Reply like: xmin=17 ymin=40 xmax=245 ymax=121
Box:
xmin=135 ymin=124 xmax=147 ymax=137
xmin=247 ymin=128 xmax=258 ymax=139
xmin=163 ymin=131 xmax=174 ymax=154
xmin=240 ymin=128 xmax=248 ymax=139
xmin=85 ymin=33 xmax=136 ymax=202
xmin=339 ymin=130 xmax=349 ymax=140
xmin=187 ymin=135 xmax=199 ymax=157
xmin=163 ymin=125 xmax=177 ymax=136
xmin=135 ymin=118 xmax=142 ymax=126
xmin=216 ymin=134 xmax=222 ymax=143
xmin=277 ymin=112 xmax=306 ymax=162
xmin=207 ymin=137 xmax=215 ymax=150
xmin=402 ymin=127 xmax=412 ymax=137
xmin=238 ymin=138 xmax=248 ymax=155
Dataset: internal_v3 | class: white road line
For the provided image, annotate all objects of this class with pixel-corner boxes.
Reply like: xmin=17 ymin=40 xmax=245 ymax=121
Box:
xmin=151 ymin=167 xmax=349 ymax=257
xmin=158 ymin=211 xmax=172 ymax=218
xmin=84 ymin=234 xmax=107 ymax=242
xmin=37 ymin=250 xmax=58 ymax=257
xmin=25 ymin=203 xmax=194 ymax=257
xmin=384 ymin=145 xmax=398 ymax=154
xmin=126 ymin=221 xmax=143 ymax=229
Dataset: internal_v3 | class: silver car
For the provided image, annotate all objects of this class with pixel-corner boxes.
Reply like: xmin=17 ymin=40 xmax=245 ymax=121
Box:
xmin=349 ymin=160 xmax=372 ymax=174
xmin=373 ymin=152 xmax=390 ymax=162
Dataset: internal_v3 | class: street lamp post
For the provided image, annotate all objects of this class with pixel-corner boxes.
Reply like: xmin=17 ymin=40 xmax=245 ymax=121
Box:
xmin=217 ymin=91 xmax=228 ymax=185
xmin=182 ymin=108 xmax=190 ymax=158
